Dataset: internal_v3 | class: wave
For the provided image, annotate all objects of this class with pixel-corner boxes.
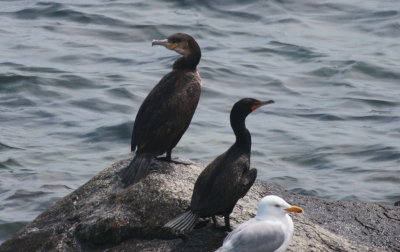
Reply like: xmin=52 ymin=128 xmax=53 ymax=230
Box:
xmin=0 ymin=158 xmax=22 ymax=169
xmin=79 ymin=122 xmax=132 ymax=144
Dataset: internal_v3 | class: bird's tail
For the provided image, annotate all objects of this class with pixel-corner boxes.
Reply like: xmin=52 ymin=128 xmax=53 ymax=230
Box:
xmin=121 ymin=154 xmax=153 ymax=187
xmin=163 ymin=210 xmax=199 ymax=232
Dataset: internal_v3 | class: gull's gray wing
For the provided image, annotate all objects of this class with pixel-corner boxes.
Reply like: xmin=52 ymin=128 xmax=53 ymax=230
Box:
xmin=221 ymin=219 xmax=286 ymax=252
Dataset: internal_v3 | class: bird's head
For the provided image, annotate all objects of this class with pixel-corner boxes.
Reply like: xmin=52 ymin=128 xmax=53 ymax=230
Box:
xmin=231 ymin=98 xmax=274 ymax=119
xmin=152 ymin=33 xmax=198 ymax=57
xmin=256 ymin=195 xmax=303 ymax=219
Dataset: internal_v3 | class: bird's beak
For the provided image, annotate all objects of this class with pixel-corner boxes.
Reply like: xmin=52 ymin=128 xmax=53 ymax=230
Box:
xmin=284 ymin=205 xmax=303 ymax=213
xmin=152 ymin=39 xmax=178 ymax=50
xmin=251 ymin=100 xmax=274 ymax=111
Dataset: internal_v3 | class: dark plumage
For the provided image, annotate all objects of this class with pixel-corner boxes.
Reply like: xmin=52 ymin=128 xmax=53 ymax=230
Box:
xmin=122 ymin=33 xmax=202 ymax=187
xmin=164 ymin=98 xmax=274 ymax=231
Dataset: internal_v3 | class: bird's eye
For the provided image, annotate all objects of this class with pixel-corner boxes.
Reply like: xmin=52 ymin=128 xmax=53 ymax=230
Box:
xmin=274 ymin=204 xmax=280 ymax=208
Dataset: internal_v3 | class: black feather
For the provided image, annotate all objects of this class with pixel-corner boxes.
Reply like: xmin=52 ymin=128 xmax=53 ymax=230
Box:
xmin=121 ymin=154 xmax=153 ymax=187
xmin=164 ymin=210 xmax=199 ymax=232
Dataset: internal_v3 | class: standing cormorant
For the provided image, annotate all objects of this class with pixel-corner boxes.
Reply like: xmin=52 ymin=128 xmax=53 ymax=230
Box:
xmin=122 ymin=33 xmax=202 ymax=187
xmin=164 ymin=98 xmax=274 ymax=231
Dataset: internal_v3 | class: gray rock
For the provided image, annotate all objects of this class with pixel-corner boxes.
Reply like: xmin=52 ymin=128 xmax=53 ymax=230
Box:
xmin=1 ymin=157 xmax=399 ymax=252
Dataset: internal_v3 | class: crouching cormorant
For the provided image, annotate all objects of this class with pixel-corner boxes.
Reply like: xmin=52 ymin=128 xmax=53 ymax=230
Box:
xmin=164 ymin=98 xmax=274 ymax=231
xmin=216 ymin=195 xmax=303 ymax=252
xmin=121 ymin=33 xmax=202 ymax=187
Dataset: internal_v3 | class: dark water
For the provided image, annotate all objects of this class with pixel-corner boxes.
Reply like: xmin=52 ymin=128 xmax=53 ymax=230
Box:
xmin=1 ymin=0 xmax=400 ymax=243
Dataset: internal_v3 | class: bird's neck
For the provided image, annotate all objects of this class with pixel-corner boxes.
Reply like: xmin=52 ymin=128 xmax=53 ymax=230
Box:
xmin=255 ymin=204 xmax=268 ymax=220
xmin=173 ymin=54 xmax=200 ymax=70
xmin=255 ymin=211 xmax=288 ymax=222
xmin=231 ymin=114 xmax=251 ymax=153
xmin=173 ymin=41 xmax=201 ymax=70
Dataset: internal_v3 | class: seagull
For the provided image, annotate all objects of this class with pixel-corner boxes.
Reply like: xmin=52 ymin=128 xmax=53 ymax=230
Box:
xmin=216 ymin=195 xmax=303 ymax=252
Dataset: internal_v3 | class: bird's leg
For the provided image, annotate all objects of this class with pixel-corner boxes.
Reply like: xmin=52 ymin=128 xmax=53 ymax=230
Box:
xmin=213 ymin=215 xmax=232 ymax=231
xmin=166 ymin=150 xmax=172 ymax=161
xmin=156 ymin=150 xmax=191 ymax=165
xmin=155 ymin=151 xmax=172 ymax=162
xmin=212 ymin=216 xmax=218 ymax=227
xmin=223 ymin=215 xmax=232 ymax=231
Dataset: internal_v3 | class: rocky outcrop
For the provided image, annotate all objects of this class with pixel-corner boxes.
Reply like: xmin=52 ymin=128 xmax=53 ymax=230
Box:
xmin=1 ymin=157 xmax=399 ymax=252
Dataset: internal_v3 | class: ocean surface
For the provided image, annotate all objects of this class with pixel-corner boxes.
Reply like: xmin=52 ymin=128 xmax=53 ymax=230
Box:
xmin=1 ymin=0 xmax=399 ymax=243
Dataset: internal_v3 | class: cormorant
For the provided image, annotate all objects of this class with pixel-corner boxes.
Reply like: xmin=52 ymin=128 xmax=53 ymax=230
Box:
xmin=216 ymin=195 xmax=303 ymax=252
xmin=164 ymin=98 xmax=274 ymax=231
xmin=122 ymin=33 xmax=202 ymax=187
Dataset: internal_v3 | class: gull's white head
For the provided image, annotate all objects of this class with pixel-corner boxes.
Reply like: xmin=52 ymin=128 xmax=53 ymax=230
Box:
xmin=255 ymin=195 xmax=303 ymax=219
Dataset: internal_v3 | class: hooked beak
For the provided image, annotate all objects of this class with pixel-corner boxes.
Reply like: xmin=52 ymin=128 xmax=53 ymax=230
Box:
xmin=251 ymin=100 xmax=274 ymax=111
xmin=284 ymin=205 xmax=303 ymax=213
xmin=152 ymin=39 xmax=178 ymax=50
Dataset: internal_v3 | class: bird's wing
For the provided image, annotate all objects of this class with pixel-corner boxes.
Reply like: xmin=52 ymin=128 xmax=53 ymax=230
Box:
xmin=224 ymin=218 xmax=257 ymax=241
xmin=191 ymin=149 xmax=251 ymax=214
xmin=190 ymin=152 xmax=229 ymax=209
xmin=222 ymin=220 xmax=286 ymax=252
xmin=238 ymin=168 xmax=257 ymax=198
xmin=131 ymin=72 xmax=177 ymax=151
xmin=132 ymin=71 xmax=200 ymax=153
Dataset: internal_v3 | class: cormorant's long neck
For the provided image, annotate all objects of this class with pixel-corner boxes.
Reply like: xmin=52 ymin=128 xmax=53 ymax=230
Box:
xmin=173 ymin=42 xmax=201 ymax=70
xmin=230 ymin=113 xmax=251 ymax=154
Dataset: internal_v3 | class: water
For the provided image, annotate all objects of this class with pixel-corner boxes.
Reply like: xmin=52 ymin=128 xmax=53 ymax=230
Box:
xmin=1 ymin=0 xmax=399 ymax=243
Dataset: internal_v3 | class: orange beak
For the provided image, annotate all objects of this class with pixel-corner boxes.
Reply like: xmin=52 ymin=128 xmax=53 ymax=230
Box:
xmin=284 ymin=205 xmax=303 ymax=213
xmin=250 ymin=100 xmax=274 ymax=111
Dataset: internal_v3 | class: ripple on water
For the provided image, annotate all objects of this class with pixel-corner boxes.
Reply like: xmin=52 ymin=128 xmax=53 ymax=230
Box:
xmin=295 ymin=113 xmax=344 ymax=121
xmin=375 ymin=21 xmax=400 ymax=37
xmin=269 ymin=176 xmax=299 ymax=189
xmin=342 ymin=97 xmax=399 ymax=108
xmin=0 ymin=73 xmax=98 ymax=96
xmin=106 ymin=87 xmax=138 ymax=100
xmin=309 ymin=60 xmax=357 ymax=78
xmin=385 ymin=193 xmax=400 ymax=204
xmin=336 ymin=166 xmax=371 ymax=174
xmin=0 ymin=95 xmax=36 ymax=107
xmin=0 ymin=143 xmax=22 ymax=151
xmin=365 ymin=174 xmax=400 ymax=183
xmin=266 ymin=41 xmax=325 ymax=62
xmin=291 ymin=187 xmax=319 ymax=197
xmin=5 ymin=190 xmax=51 ymax=201
xmin=351 ymin=61 xmax=400 ymax=80
xmin=13 ymin=2 xmax=129 ymax=28
xmin=56 ymin=74 xmax=100 ymax=89
xmin=345 ymin=114 xmax=400 ymax=122
xmin=16 ymin=66 xmax=66 ymax=74
xmin=282 ymin=152 xmax=336 ymax=170
xmin=69 ymin=98 xmax=132 ymax=113
xmin=0 ymin=74 xmax=39 ymax=91
xmin=366 ymin=148 xmax=400 ymax=162
xmin=0 ymin=158 xmax=22 ymax=169
xmin=332 ymin=145 xmax=400 ymax=167
xmin=40 ymin=184 xmax=73 ymax=190
xmin=80 ymin=121 xmax=132 ymax=144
